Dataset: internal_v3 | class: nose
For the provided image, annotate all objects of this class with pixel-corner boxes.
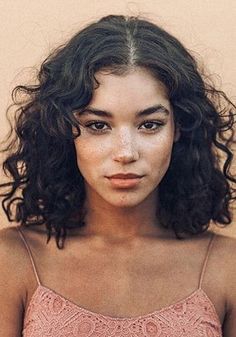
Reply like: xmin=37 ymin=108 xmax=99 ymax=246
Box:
xmin=112 ymin=128 xmax=140 ymax=163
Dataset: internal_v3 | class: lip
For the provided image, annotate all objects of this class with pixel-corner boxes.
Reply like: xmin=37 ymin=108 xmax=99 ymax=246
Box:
xmin=106 ymin=174 xmax=144 ymax=188
xmin=108 ymin=173 xmax=144 ymax=179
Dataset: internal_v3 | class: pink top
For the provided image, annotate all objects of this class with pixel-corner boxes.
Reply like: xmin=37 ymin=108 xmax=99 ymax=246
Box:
xmin=17 ymin=228 xmax=222 ymax=337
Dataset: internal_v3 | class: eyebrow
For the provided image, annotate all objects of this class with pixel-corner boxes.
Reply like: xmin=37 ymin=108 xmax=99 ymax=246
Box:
xmin=77 ymin=104 xmax=170 ymax=118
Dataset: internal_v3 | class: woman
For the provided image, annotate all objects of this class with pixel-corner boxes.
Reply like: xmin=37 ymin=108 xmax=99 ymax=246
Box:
xmin=0 ymin=14 xmax=235 ymax=336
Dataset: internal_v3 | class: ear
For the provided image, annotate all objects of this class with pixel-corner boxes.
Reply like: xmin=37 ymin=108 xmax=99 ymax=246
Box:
xmin=174 ymin=124 xmax=181 ymax=142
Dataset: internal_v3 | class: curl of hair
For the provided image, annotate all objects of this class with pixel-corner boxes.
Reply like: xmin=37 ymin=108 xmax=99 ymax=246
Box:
xmin=1 ymin=15 xmax=235 ymax=248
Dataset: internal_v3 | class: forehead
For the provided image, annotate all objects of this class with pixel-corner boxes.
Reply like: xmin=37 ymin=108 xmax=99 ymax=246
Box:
xmin=89 ymin=67 xmax=170 ymax=111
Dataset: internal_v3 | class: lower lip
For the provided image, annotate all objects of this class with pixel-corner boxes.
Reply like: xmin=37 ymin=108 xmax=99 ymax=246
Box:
xmin=107 ymin=177 xmax=143 ymax=188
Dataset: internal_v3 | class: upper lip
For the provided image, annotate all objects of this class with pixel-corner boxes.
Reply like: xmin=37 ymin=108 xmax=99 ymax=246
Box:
xmin=108 ymin=173 xmax=144 ymax=179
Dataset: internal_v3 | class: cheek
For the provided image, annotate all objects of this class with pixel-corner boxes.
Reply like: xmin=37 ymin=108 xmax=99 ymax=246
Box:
xmin=151 ymin=148 xmax=172 ymax=171
xmin=74 ymin=138 xmax=106 ymax=173
xmin=145 ymin=135 xmax=174 ymax=173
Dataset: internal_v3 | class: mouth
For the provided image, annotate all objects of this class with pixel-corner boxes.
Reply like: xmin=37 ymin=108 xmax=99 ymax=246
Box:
xmin=108 ymin=173 xmax=144 ymax=179
xmin=106 ymin=175 xmax=144 ymax=188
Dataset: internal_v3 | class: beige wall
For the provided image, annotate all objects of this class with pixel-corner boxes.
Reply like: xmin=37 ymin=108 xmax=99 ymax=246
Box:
xmin=0 ymin=1 xmax=235 ymax=235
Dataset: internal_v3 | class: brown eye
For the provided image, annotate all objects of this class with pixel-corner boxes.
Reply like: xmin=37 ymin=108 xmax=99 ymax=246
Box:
xmin=91 ymin=122 xmax=106 ymax=130
xmin=85 ymin=121 xmax=110 ymax=134
xmin=140 ymin=121 xmax=164 ymax=131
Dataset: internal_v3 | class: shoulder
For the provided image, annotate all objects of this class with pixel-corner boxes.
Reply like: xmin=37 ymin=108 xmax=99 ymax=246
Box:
xmin=213 ymin=231 xmax=236 ymax=269
xmin=0 ymin=224 xmax=51 ymax=262
xmin=0 ymin=226 xmax=29 ymax=331
xmin=0 ymin=225 xmax=25 ymax=265
xmin=0 ymin=224 xmax=50 ymax=298
xmin=0 ymin=225 xmax=49 ymax=335
xmin=210 ymin=230 xmax=236 ymax=276
xmin=0 ymin=226 xmax=30 ymax=290
xmin=209 ymin=230 xmax=236 ymax=334
xmin=212 ymin=231 xmax=236 ymax=310
xmin=0 ymin=225 xmax=46 ymax=294
xmin=208 ymin=230 xmax=236 ymax=255
xmin=193 ymin=229 xmax=236 ymax=263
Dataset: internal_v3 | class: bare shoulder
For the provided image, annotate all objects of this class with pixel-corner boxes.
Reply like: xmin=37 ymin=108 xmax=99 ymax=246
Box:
xmin=0 ymin=225 xmax=44 ymax=296
xmin=212 ymin=232 xmax=236 ymax=304
xmin=210 ymin=231 xmax=236 ymax=335
xmin=0 ymin=224 xmax=50 ymax=263
xmin=0 ymin=225 xmax=25 ymax=264
xmin=0 ymin=225 xmax=24 ymax=245
xmin=210 ymin=231 xmax=236 ymax=273
xmin=213 ymin=231 xmax=236 ymax=267
xmin=0 ymin=226 xmax=30 ymax=290
xmin=0 ymin=225 xmax=31 ymax=336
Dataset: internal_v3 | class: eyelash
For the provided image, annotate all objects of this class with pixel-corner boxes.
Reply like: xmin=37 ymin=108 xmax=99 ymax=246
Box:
xmin=83 ymin=120 xmax=165 ymax=134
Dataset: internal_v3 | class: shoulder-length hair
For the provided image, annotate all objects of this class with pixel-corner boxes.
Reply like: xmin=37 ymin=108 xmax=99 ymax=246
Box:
xmin=1 ymin=15 xmax=235 ymax=248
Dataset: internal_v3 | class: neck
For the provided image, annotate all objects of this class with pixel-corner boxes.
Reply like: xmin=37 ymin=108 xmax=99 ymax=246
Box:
xmin=78 ymin=190 xmax=168 ymax=244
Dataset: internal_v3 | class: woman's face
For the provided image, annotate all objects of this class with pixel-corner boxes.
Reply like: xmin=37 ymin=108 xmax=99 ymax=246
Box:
xmin=74 ymin=67 xmax=179 ymax=208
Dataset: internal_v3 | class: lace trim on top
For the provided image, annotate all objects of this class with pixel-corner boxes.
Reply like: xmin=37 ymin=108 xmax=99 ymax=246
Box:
xmin=22 ymin=284 xmax=222 ymax=337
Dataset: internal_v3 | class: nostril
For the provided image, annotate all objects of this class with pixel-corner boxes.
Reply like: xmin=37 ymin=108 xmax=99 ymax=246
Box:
xmin=112 ymin=148 xmax=139 ymax=163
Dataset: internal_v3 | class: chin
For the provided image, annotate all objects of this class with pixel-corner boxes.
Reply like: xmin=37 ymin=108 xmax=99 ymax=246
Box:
xmin=103 ymin=194 xmax=150 ymax=209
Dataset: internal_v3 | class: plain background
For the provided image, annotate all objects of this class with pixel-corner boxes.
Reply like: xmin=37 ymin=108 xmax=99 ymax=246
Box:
xmin=0 ymin=0 xmax=235 ymax=235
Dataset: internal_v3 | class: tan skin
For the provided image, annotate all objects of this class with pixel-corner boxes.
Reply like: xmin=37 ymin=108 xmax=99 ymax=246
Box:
xmin=0 ymin=67 xmax=236 ymax=336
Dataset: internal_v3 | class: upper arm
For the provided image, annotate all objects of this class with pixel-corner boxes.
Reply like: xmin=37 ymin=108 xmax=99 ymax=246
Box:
xmin=221 ymin=235 xmax=236 ymax=337
xmin=0 ymin=227 xmax=27 ymax=337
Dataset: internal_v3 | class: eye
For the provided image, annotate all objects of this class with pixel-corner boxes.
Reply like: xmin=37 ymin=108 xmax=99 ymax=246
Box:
xmin=85 ymin=120 xmax=164 ymax=134
xmin=139 ymin=120 xmax=164 ymax=131
xmin=84 ymin=121 xmax=109 ymax=133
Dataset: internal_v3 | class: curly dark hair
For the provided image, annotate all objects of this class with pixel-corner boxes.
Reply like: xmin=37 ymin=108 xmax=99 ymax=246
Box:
xmin=1 ymin=14 xmax=235 ymax=249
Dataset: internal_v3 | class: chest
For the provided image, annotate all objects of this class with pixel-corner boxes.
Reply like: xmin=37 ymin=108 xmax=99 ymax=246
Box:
xmin=26 ymin=238 xmax=226 ymax=325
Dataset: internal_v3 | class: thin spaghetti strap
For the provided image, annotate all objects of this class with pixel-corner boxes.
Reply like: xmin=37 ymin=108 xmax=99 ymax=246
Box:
xmin=17 ymin=226 xmax=41 ymax=286
xmin=198 ymin=232 xmax=216 ymax=289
